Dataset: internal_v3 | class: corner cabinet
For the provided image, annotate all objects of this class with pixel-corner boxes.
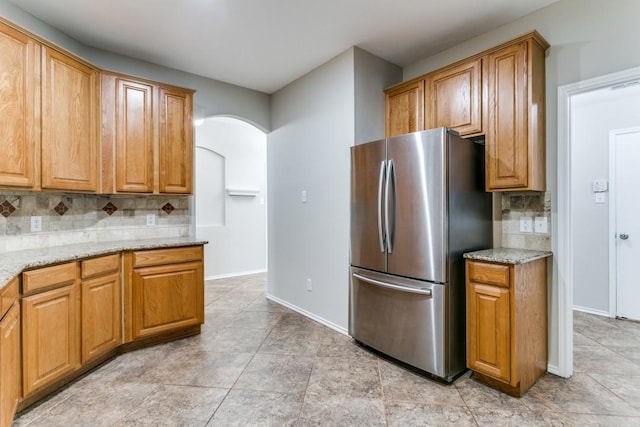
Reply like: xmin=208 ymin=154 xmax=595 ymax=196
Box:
xmin=124 ymin=246 xmax=204 ymax=343
xmin=41 ymin=47 xmax=100 ymax=192
xmin=465 ymin=254 xmax=549 ymax=397
xmin=485 ymin=35 xmax=548 ymax=191
xmin=0 ymin=278 xmax=21 ymax=427
xmin=0 ymin=22 xmax=40 ymax=190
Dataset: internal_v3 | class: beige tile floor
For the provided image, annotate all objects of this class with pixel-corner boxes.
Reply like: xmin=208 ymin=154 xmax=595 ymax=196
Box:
xmin=13 ymin=273 xmax=640 ymax=426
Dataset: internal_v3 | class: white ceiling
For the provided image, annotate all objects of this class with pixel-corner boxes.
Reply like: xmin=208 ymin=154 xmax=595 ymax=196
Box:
xmin=10 ymin=0 xmax=558 ymax=94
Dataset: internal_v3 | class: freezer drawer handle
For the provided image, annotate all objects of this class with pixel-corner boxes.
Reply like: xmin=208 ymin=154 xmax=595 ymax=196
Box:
xmin=353 ymin=273 xmax=433 ymax=297
xmin=377 ymin=160 xmax=387 ymax=252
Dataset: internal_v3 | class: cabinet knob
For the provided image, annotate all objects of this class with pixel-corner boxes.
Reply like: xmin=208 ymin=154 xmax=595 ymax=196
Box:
xmin=619 ymin=233 xmax=629 ymax=240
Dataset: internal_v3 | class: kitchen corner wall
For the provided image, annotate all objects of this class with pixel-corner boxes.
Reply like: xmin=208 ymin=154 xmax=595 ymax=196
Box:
xmin=500 ymin=192 xmax=551 ymax=251
xmin=0 ymin=192 xmax=190 ymax=254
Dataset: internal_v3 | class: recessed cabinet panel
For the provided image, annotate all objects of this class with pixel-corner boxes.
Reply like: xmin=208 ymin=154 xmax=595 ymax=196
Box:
xmin=385 ymin=81 xmax=424 ymax=137
xmin=159 ymin=87 xmax=193 ymax=194
xmin=81 ymin=272 xmax=121 ymax=363
xmin=0 ymin=23 xmax=40 ymax=189
xmin=41 ymin=47 xmax=99 ymax=192
xmin=0 ymin=302 xmax=21 ymax=427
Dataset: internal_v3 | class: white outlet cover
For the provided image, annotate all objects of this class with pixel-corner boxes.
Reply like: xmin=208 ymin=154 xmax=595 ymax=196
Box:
xmin=30 ymin=216 xmax=42 ymax=232
xmin=534 ymin=216 xmax=548 ymax=234
xmin=146 ymin=214 xmax=156 ymax=226
xmin=519 ymin=216 xmax=533 ymax=233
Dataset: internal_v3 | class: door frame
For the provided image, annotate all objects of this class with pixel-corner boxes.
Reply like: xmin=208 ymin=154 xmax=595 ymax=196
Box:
xmin=608 ymin=126 xmax=640 ymax=317
xmin=557 ymin=66 xmax=640 ymax=378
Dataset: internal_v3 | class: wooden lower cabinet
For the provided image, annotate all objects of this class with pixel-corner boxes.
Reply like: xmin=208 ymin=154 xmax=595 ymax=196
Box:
xmin=466 ymin=257 xmax=548 ymax=396
xmin=81 ymin=272 xmax=121 ymax=364
xmin=21 ymin=282 xmax=80 ymax=397
xmin=125 ymin=247 xmax=204 ymax=342
xmin=0 ymin=301 xmax=21 ymax=427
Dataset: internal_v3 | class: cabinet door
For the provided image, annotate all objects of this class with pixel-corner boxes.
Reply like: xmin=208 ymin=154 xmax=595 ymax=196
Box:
xmin=81 ymin=272 xmax=121 ymax=363
xmin=486 ymin=42 xmax=528 ymax=190
xmin=0 ymin=23 xmax=40 ymax=189
xmin=425 ymin=59 xmax=482 ymax=136
xmin=22 ymin=283 xmax=80 ymax=397
xmin=159 ymin=87 xmax=193 ymax=194
xmin=130 ymin=261 xmax=203 ymax=340
xmin=385 ymin=81 xmax=424 ymax=137
xmin=41 ymin=47 xmax=99 ymax=192
xmin=115 ymin=79 xmax=154 ymax=193
xmin=0 ymin=303 xmax=21 ymax=427
xmin=466 ymin=282 xmax=511 ymax=383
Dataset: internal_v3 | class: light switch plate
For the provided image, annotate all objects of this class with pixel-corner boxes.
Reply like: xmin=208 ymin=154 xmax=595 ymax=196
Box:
xmin=520 ymin=216 xmax=533 ymax=233
xmin=534 ymin=216 xmax=548 ymax=234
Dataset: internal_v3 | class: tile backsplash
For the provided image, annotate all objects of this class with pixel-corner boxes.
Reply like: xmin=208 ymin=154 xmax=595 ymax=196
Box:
xmin=0 ymin=192 xmax=191 ymax=253
xmin=500 ymin=192 xmax=551 ymax=251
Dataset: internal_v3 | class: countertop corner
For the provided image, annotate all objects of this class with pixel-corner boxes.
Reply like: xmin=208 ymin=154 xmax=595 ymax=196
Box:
xmin=463 ymin=247 xmax=552 ymax=265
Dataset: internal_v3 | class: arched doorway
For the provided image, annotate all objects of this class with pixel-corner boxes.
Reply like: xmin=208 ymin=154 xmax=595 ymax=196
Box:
xmin=195 ymin=116 xmax=267 ymax=279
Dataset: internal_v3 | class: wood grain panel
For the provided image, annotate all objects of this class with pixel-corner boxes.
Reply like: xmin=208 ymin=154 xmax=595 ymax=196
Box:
xmin=0 ymin=22 xmax=40 ymax=189
xmin=132 ymin=246 xmax=202 ymax=268
xmin=468 ymin=261 xmax=509 ymax=288
xmin=384 ymin=80 xmax=424 ymax=137
xmin=41 ymin=47 xmax=99 ymax=192
xmin=159 ymin=87 xmax=193 ymax=194
xmin=0 ymin=277 xmax=18 ymax=319
xmin=81 ymin=272 xmax=121 ymax=363
xmin=0 ymin=302 xmax=21 ymax=427
xmin=22 ymin=283 xmax=80 ymax=397
xmin=425 ymin=58 xmax=482 ymax=136
xmin=22 ymin=262 xmax=77 ymax=296
xmin=81 ymin=254 xmax=119 ymax=279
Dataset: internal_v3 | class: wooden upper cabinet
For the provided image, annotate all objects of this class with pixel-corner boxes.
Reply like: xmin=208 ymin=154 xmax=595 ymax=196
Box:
xmin=101 ymin=74 xmax=154 ymax=193
xmin=41 ymin=47 xmax=99 ymax=192
xmin=385 ymin=80 xmax=424 ymax=137
xmin=486 ymin=36 xmax=547 ymax=191
xmin=159 ymin=87 xmax=194 ymax=194
xmin=425 ymin=58 xmax=483 ymax=137
xmin=0 ymin=22 xmax=40 ymax=189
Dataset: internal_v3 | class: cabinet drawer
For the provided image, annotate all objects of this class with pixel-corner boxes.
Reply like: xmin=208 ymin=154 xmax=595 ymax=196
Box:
xmin=1 ymin=276 xmax=19 ymax=319
xmin=82 ymin=254 xmax=120 ymax=279
xmin=132 ymin=246 xmax=202 ymax=268
xmin=468 ymin=261 xmax=510 ymax=288
xmin=23 ymin=262 xmax=77 ymax=295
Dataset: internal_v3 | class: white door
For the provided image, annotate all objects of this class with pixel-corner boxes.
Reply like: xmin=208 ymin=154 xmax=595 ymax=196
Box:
xmin=611 ymin=127 xmax=640 ymax=320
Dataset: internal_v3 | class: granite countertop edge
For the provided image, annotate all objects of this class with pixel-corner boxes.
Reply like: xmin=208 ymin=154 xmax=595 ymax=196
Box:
xmin=463 ymin=248 xmax=553 ymax=265
xmin=0 ymin=237 xmax=208 ymax=291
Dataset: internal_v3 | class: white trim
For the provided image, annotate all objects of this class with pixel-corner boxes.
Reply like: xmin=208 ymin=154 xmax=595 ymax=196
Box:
xmin=205 ymin=269 xmax=267 ymax=281
xmin=573 ymin=305 xmax=610 ymax=317
xmin=557 ymin=65 xmax=640 ymax=379
xmin=609 ymin=131 xmax=618 ymax=318
xmin=266 ymin=293 xmax=349 ymax=336
xmin=547 ymin=364 xmax=560 ymax=376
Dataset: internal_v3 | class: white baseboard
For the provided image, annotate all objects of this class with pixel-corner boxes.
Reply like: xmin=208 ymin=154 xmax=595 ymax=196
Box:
xmin=573 ymin=305 xmax=610 ymax=317
xmin=266 ymin=294 xmax=349 ymax=336
xmin=546 ymin=363 xmax=566 ymax=377
xmin=205 ymin=269 xmax=267 ymax=281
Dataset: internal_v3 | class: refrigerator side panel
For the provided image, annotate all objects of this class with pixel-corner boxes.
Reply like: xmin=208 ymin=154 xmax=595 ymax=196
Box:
xmin=350 ymin=140 xmax=387 ymax=273
xmin=387 ymin=129 xmax=447 ymax=282
xmin=446 ymin=133 xmax=493 ymax=376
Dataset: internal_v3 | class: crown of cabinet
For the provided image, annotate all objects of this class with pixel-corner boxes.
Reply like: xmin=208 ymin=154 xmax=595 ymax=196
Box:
xmin=0 ymin=17 xmax=195 ymax=195
xmin=384 ymin=31 xmax=549 ymax=192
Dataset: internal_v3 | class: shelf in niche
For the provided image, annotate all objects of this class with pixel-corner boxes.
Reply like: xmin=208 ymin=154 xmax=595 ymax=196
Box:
xmin=226 ymin=188 xmax=260 ymax=197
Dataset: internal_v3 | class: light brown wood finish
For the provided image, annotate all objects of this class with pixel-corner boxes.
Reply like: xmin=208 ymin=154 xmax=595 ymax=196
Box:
xmin=0 ymin=277 xmax=18 ymax=318
xmin=0 ymin=22 xmax=40 ymax=190
xmin=41 ymin=47 xmax=99 ymax=192
xmin=468 ymin=261 xmax=509 ymax=288
xmin=384 ymin=80 xmax=424 ymax=137
xmin=81 ymin=253 xmax=120 ymax=279
xmin=466 ymin=257 xmax=548 ymax=397
xmin=424 ymin=58 xmax=483 ymax=136
xmin=159 ymin=87 xmax=193 ymax=194
xmin=0 ymin=302 xmax=21 ymax=427
xmin=81 ymin=272 xmax=121 ymax=363
xmin=22 ymin=282 xmax=80 ymax=397
xmin=132 ymin=246 xmax=202 ymax=268
xmin=22 ymin=262 xmax=76 ymax=296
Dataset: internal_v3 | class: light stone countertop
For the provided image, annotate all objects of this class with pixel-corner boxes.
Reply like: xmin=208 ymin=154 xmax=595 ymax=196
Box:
xmin=0 ymin=237 xmax=208 ymax=291
xmin=463 ymin=247 xmax=552 ymax=265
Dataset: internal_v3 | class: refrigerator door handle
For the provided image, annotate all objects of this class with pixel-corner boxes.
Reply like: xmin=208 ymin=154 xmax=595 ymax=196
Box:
xmin=377 ymin=160 xmax=386 ymax=253
xmin=385 ymin=159 xmax=395 ymax=253
xmin=353 ymin=273 xmax=433 ymax=297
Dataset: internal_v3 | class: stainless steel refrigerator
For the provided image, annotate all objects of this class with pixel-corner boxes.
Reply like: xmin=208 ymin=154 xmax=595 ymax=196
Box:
xmin=349 ymin=127 xmax=491 ymax=382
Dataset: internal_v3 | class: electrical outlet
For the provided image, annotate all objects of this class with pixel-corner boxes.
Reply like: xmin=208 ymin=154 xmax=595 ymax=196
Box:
xmin=534 ymin=216 xmax=548 ymax=234
xmin=30 ymin=216 xmax=42 ymax=232
xmin=301 ymin=190 xmax=307 ymax=203
xmin=306 ymin=278 xmax=312 ymax=291
xmin=519 ymin=216 xmax=533 ymax=233
xmin=146 ymin=214 xmax=156 ymax=226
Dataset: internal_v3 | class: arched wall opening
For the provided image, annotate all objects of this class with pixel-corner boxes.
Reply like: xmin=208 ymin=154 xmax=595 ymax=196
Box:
xmin=194 ymin=116 xmax=268 ymax=279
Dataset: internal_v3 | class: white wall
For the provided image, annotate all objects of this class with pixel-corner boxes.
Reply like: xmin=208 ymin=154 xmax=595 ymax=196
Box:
xmin=0 ymin=0 xmax=271 ymax=131
xmin=196 ymin=117 xmax=267 ymax=279
xmin=402 ymin=0 xmax=640 ymax=371
xmin=571 ymin=84 xmax=640 ymax=314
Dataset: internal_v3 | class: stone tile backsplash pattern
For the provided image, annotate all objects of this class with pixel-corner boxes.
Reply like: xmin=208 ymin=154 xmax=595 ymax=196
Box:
xmin=501 ymin=192 xmax=551 ymax=251
xmin=0 ymin=192 xmax=191 ymax=253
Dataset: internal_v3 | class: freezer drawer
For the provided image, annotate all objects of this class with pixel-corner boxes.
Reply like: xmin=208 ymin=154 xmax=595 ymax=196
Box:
xmin=349 ymin=267 xmax=449 ymax=380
